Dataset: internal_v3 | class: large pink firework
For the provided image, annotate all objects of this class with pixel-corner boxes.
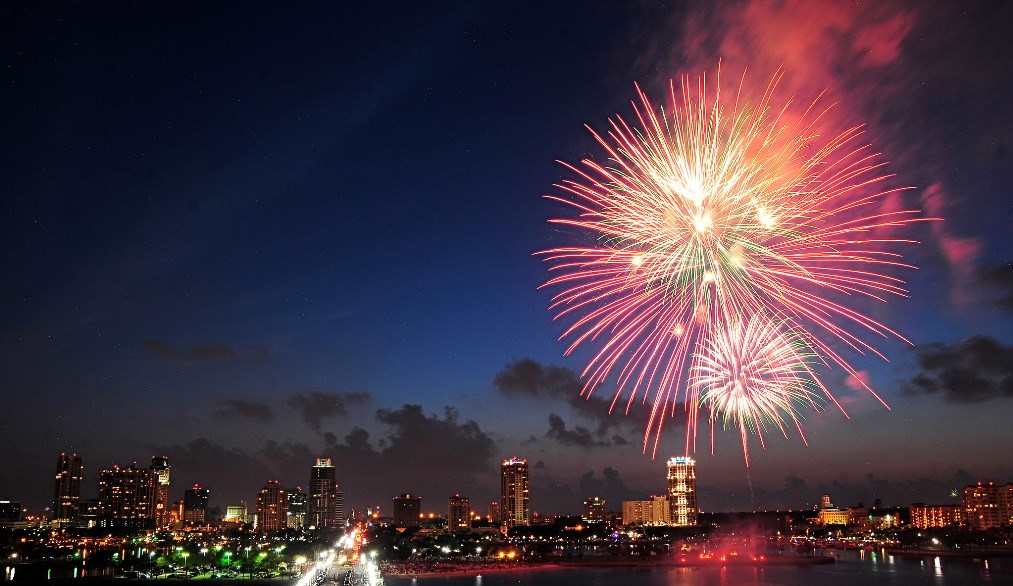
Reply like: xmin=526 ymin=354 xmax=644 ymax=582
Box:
xmin=539 ymin=68 xmax=931 ymax=460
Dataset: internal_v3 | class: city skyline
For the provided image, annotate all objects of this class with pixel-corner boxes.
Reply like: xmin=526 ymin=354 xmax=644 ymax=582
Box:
xmin=2 ymin=1 xmax=1012 ymax=518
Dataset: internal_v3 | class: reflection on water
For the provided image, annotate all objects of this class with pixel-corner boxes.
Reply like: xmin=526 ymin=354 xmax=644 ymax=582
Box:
xmin=387 ymin=550 xmax=1011 ymax=585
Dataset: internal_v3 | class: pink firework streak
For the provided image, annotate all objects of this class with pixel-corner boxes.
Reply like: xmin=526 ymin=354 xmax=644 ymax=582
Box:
xmin=538 ymin=68 xmax=935 ymax=461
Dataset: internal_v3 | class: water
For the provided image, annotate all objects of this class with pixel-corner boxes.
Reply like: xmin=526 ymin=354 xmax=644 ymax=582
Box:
xmin=386 ymin=551 xmax=1013 ymax=586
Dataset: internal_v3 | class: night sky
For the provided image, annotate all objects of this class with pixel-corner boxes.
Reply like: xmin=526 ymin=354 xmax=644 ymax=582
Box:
xmin=2 ymin=1 xmax=1012 ymax=516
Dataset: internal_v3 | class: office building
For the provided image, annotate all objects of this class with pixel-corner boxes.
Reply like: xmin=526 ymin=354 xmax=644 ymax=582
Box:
xmin=666 ymin=457 xmax=697 ymax=526
xmin=583 ymin=496 xmax=606 ymax=523
xmin=910 ymin=503 xmax=963 ymax=529
xmin=448 ymin=493 xmax=471 ymax=531
xmin=287 ymin=487 xmax=307 ymax=529
xmin=487 ymin=501 xmax=501 ymax=523
xmin=309 ymin=458 xmax=343 ymax=529
xmin=393 ymin=493 xmax=421 ymax=528
xmin=256 ymin=480 xmax=288 ymax=534
xmin=150 ymin=456 xmax=172 ymax=528
xmin=53 ymin=452 xmax=84 ymax=524
xmin=183 ymin=483 xmax=210 ymax=525
xmin=97 ymin=463 xmax=157 ymax=529
xmin=224 ymin=503 xmax=248 ymax=524
xmin=501 ymin=457 xmax=530 ymax=527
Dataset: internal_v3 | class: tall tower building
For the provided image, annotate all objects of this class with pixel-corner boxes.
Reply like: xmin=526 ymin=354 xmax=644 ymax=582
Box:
xmin=53 ymin=452 xmax=84 ymax=524
xmin=286 ymin=486 xmax=307 ymax=529
xmin=150 ymin=456 xmax=172 ymax=528
xmin=183 ymin=483 xmax=210 ymax=525
xmin=309 ymin=457 xmax=342 ymax=529
xmin=392 ymin=493 xmax=421 ymax=528
xmin=666 ymin=457 xmax=697 ymax=526
xmin=964 ymin=481 xmax=1002 ymax=530
xmin=583 ymin=496 xmax=606 ymax=523
xmin=448 ymin=493 xmax=471 ymax=531
xmin=500 ymin=457 xmax=530 ymax=527
xmin=97 ymin=463 xmax=157 ymax=529
xmin=256 ymin=480 xmax=288 ymax=534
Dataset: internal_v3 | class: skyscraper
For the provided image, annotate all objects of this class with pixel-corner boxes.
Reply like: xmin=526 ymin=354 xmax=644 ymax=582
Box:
xmin=487 ymin=501 xmax=501 ymax=524
xmin=97 ymin=463 xmax=157 ymax=529
xmin=308 ymin=457 xmax=342 ymax=529
xmin=500 ymin=457 xmax=530 ymax=527
xmin=150 ymin=456 xmax=172 ymax=528
xmin=448 ymin=493 xmax=471 ymax=531
xmin=392 ymin=493 xmax=421 ymax=528
xmin=256 ymin=480 xmax=288 ymax=534
xmin=286 ymin=486 xmax=307 ymax=529
xmin=666 ymin=457 xmax=697 ymax=526
xmin=582 ymin=496 xmax=606 ymax=523
xmin=183 ymin=483 xmax=210 ymax=525
xmin=53 ymin=452 xmax=83 ymax=524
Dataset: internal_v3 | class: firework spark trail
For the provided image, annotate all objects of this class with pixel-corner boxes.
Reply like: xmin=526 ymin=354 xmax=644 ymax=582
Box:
xmin=539 ymin=67 xmax=934 ymax=462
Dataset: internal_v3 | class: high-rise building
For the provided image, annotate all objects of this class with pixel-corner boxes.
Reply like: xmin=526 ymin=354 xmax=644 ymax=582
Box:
xmin=97 ymin=463 xmax=157 ymax=529
xmin=487 ymin=501 xmax=501 ymax=524
xmin=287 ymin=487 xmax=307 ymax=529
xmin=964 ymin=482 xmax=1003 ymax=530
xmin=309 ymin=458 xmax=343 ymax=529
xmin=500 ymin=457 xmax=530 ymax=527
xmin=448 ymin=493 xmax=471 ymax=531
xmin=1000 ymin=484 xmax=1013 ymax=526
xmin=78 ymin=498 xmax=101 ymax=528
xmin=256 ymin=480 xmax=288 ymax=534
xmin=53 ymin=452 xmax=83 ymax=524
xmin=583 ymin=496 xmax=606 ymax=523
xmin=150 ymin=456 xmax=172 ymax=528
xmin=666 ymin=457 xmax=697 ymax=526
xmin=393 ymin=493 xmax=421 ymax=528
xmin=621 ymin=496 xmax=671 ymax=526
xmin=183 ymin=483 xmax=210 ymax=525
xmin=910 ymin=503 xmax=963 ymax=529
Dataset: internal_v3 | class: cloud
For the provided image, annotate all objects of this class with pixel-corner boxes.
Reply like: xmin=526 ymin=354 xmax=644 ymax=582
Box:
xmin=921 ymin=183 xmax=983 ymax=304
xmin=493 ymin=359 xmax=654 ymax=438
xmin=143 ymin=340 xmax=270 ymax=362
xmin=287 ymin=391 xmax=371 ymax=432
xmin=213 ymin=398 xmax=274 ymax=422
xmin=980 ymin=263 xmax=1013 ymax=312
xmin=545 ymin=414 xmax=609 ymax=448
xmin=903 ymin=336 xmax=1013 ymax=403
xmin=323 ymin=404 xmax=497 ymax=504
xmin=844 ymin=370 xmax=871 ymax=392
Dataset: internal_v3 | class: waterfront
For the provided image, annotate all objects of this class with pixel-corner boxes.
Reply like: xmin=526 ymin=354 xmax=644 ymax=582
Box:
xmin=385 ymin=551 xmax=1013 ymax=585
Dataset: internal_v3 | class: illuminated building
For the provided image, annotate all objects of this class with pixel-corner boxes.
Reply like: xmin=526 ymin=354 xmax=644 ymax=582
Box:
xmin=150 ymin=456 xmax=171 ymax=528
xmin=183 ymin=483 xmax=210 ymax=525
xmin=487 ymin=501 xmax=501 ymax=523
xmin=963 ymin=482 xmax=1003 ymax=530
xmin=393 ymin=493 xmax=421 ymax=528
xmin=97 ymin=463 xmax=157 ymax=529
xmin=448 ymin=493 xmax=471 ymax=531
xmin=910 ymin=503 xmax=963 ymax=529
xmin=53 ymin=452 xmax=83 ymax=525
xmin=582 ymin=496 xmax=606 ymax=523
xmin=0 ymin=501 xmax=24 ymax=529
xmin=78 ymin=498 xmax=100 ymax=528
xmin=622 ymin=496 xmax=670 ymax=526
xmin=1001 ymin=484 xmax=1013 ymax=526
xmin=308 ymin=457 xmax=343 ymax=528
xmin=286 ymin=487 xmax=307 ymax=529
xmin=500 ymin=457 xmax=530 ymax=527
xmin=666 ymin=457 xmax=697 ymax=526
xmin=256 ymin=480 xmax=288 ymax=534
xmin=224 ymin=503 xmax=247 ymax=524
xmin=816 ymin=494 xmax=850 ymax=526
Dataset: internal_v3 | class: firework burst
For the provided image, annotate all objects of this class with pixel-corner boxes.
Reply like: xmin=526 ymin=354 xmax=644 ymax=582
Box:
xmin=539 ymin=68 xmax=931 ymax=460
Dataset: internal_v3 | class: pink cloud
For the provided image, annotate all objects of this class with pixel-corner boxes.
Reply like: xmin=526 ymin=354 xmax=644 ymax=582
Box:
xmin=920 ymin=182 xmax=983 ymax=304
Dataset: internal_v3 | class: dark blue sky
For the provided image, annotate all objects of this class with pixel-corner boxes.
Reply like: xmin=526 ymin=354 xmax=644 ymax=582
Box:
xmin=2 ymin=1 xmax=1012 ymax=515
